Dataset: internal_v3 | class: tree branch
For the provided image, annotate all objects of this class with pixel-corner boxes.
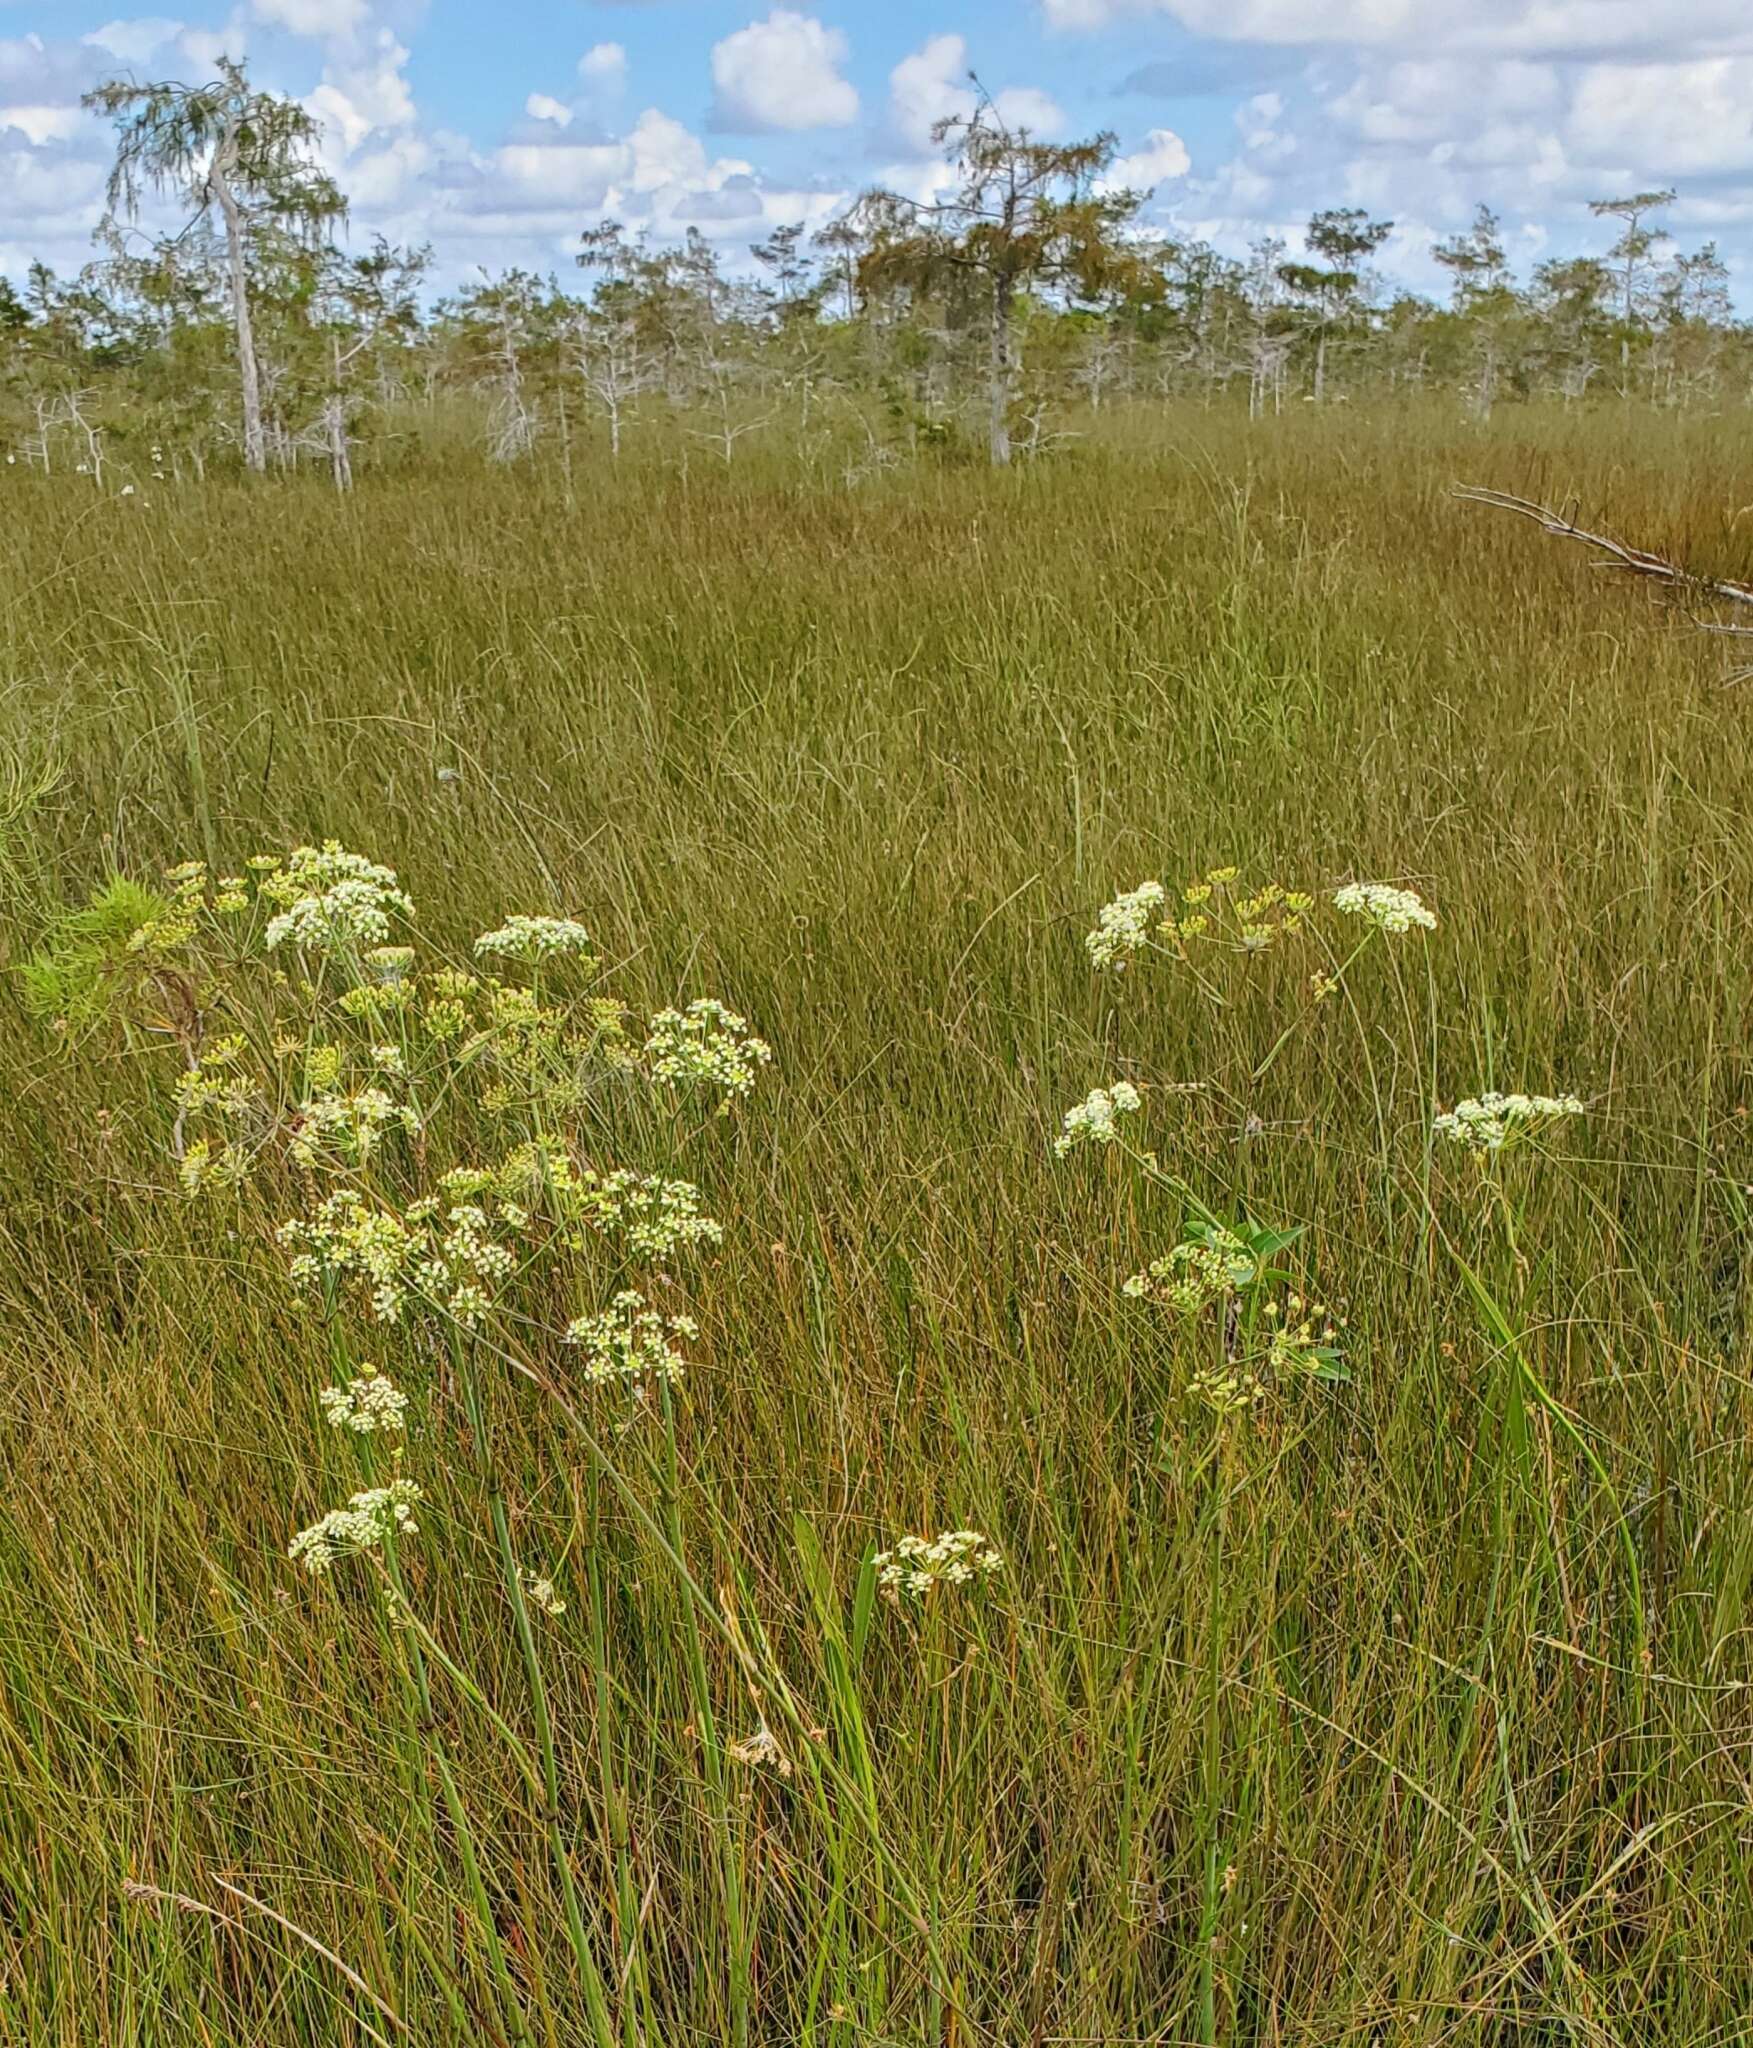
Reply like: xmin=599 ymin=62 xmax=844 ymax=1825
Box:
xmin=1453 ymin=485 xmax=1753 ymax=620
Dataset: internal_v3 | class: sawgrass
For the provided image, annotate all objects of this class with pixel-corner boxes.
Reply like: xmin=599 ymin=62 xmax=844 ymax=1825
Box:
xmin=2 ymin=401 xmax=1753 ymax=2045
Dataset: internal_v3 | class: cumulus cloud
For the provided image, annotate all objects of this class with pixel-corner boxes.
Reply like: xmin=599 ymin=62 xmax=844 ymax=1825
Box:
xmin=306 ymin=28 xmax=414 ymax=158
xmin=887 ymin=32 xmax=1064 ymax=153
xmin=0 ymin=104 xmax=84 ymax=146
xmin=1326 ymin=58 xmax=1559 ymax=148
xmin=710 ymin=10 xmax=858 ymax=133
xmin=578 ymin=42 xmax=628 ymax=98
xmin=251 ymin=0 xmax=366 ymax=36
xmin=1567 ymin=58 xmax=1753 ymax=179
xmin=178 ymin=18 xmax=249 ymax=71
xmin=1100 ymin=127 xmax=1191 ymax=193
xmin=82 ymin=19 xmax=186 ymax=65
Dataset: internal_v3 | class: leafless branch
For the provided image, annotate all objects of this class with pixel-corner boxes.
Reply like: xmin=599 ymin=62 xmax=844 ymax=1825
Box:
xmin=1455 ymin=485 xmax=1753 ymax=618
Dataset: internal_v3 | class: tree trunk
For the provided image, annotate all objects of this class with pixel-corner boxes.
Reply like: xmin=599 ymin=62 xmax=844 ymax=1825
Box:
xmin=325 ymin=398 xmax=352 ymax=492
xmin=1314 ymin=327 xmax=1327 ymax=404
xmin=988 ymin=273 xmax=1014 ymax=467
xmin=326 ymin=338 xmax=353 ymax=492
xmin=212 ymin=144 xmax=265 ymax=474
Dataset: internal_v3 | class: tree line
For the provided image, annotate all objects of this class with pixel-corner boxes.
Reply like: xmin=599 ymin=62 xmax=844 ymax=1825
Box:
xmin=2 ymin=58 xmax=1742 ymax=486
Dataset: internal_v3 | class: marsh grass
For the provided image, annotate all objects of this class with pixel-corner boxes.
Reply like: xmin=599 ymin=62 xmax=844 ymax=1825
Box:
xmin=4 ymin=402 xmax=1753 ymax=2043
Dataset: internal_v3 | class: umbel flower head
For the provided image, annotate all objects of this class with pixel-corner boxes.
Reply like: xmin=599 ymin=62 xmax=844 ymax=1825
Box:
xmin=289 ymin=1480 xmax=423 ymax=1574
xmin=473 ymin=915 xmax=595 ymax=963
xmin=644 ymin=999 xmax=772 ymax=1109
xmin=1086 ymin=881 xmax=1166 ymax=971
xmin=565 ymin=1289 xmax=697 ymax=1385
xmin=319 ymin=1373 xmax=408 ymax=1434
xmin=289 ymin=1084 xmax=420 ymax=1170
xmin=1434 ymin=1091 xmax=1585 ymax=1155
xmin=277 ymin=1188 xmax=518 ymax=1327
xmin=874 ymin=1529 xmax=1003 ymax=1598
xmin=1124 ymin=1232 xmax=1252 ymax=1315
xmin=1055 ymin=1081 xmax=1141 ymax=1156
xmin=727 ymin=1724 xmax=792 ymax=1776
xmin=262 ymin=843 xmax=413 ymax=957
xmin=1333 ymin=882 xmax=1437 ymax=933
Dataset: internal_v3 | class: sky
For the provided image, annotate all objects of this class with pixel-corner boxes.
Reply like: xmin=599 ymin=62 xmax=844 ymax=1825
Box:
xmin=2 ymin=0 xmax=1749 ymax=302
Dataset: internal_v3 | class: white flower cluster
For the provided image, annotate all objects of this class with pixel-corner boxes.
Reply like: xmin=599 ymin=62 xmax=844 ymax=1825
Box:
xmin=874 ymin=1529 xmax=1003 ymax=1598
xmin=1333 ymin=882 xmax=1437 ymax=933
xmin=263 ymin=844 xmax=414 ymax=957
xmin=289 ymin=1479 xmax=423 ymax=1574
xmin=1085 ymin=881 xmax=1166 ymax=971
xmin=584 ymin=1169 xmax=725 ymax=1257
xmin=644 ymin=1000 xmax=773 ymax=1109
xmin=564 ymin=1289 xmax=697 ymax=1385
xmin=319 ymin=1373 xmax=408 ymax=1434
xmin=463 ymin=1147 xmax=724 ymax=1259
xmin=289 ymin=1086 xmax=420 ymax=1169
xmin=1054 ymin=1081 xmax=1141 ymax=1157
xmin=278 ymin=1189 xmax=517 ymax=1326
xmin=280 ymin=1192 xmax=419 ymax=1321
xmin=473 ymin=916 xmax=595 ymax=962
xmin=423 ymin=1203 xmax=517 ymax=1326
xmin=1433 ymin=1091 xmax=1585 ymax=1154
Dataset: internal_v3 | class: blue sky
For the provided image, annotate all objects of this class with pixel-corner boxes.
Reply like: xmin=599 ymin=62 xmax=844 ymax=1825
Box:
xmin=3 ymin=0 xmax=1749 ymax=298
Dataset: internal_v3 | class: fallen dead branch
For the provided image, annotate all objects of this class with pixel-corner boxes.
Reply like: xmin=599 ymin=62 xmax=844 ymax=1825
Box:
xmin=1455 ymin=484 xmax=1753 ymax=678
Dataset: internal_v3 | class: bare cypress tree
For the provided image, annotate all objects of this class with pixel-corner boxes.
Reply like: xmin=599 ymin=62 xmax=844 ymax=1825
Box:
xmin=1588 ymin=189 xmax=1676 ymax=328
xmin=83 ymin=58 xmax=344 ymax=474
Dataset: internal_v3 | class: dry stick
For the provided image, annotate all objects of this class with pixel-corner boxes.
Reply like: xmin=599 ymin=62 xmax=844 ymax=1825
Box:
xmin=123 ymin=1876 xmax=412 ymax=2045
xmin=1453 ymin=486 xmax=1753 ymax=671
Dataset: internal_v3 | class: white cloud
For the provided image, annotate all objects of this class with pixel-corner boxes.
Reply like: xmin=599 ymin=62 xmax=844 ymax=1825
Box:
xmin=710 ymin=9 xmax=858 ymax=133
xmin=1042 ymin=0 xmax=1416 ymax=40
xmin=495 ymin=135 xmax=627 ymax=208
xmin=343 ymin=129 xmax=432 ymax=209
xmin=250 ymin=0 xmax=366 ymax=36
xmin=626 ymin=106 xmax=709 ymax=191
xmin=1567 ymin=59 xmax=1753 ymax=179
xmin=1236 ymin=91 xmax=1290 ymax=153
xmin=1099 ymin=127 xmax=1191 ymax=193
xmin=992 ymin=85 xmax=1063 ymax=135
xmin=1043 ymin=0 xmax=1753 ymax=59
xmin=578 ymin=42 xmax=628 ymax=96
xmin=888 ymin=32 xmax=1063 ymax=153
xmin=516 ymin=42 xmax=625 ymax=137
xmin=889 ymin=32 xmax=971 ymax=151
xmin=82 ymin=19 xmax=185 ymax=65
xmin=306 ymin=28 xmax=414 ymax=158
xmin=0 ymin=104 xmax=84 ymax=146
xmin=178 ymin=18 xmax=248 ymax=71
xmin=872 ymin=153 xmax=961 ymax=207
xmin=1327 ymin=59 xmax=1559 ymax=147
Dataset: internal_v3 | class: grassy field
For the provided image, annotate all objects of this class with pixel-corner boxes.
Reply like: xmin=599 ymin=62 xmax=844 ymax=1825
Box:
xmin=4 ymin=405 xmax=1753 ymax=2046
